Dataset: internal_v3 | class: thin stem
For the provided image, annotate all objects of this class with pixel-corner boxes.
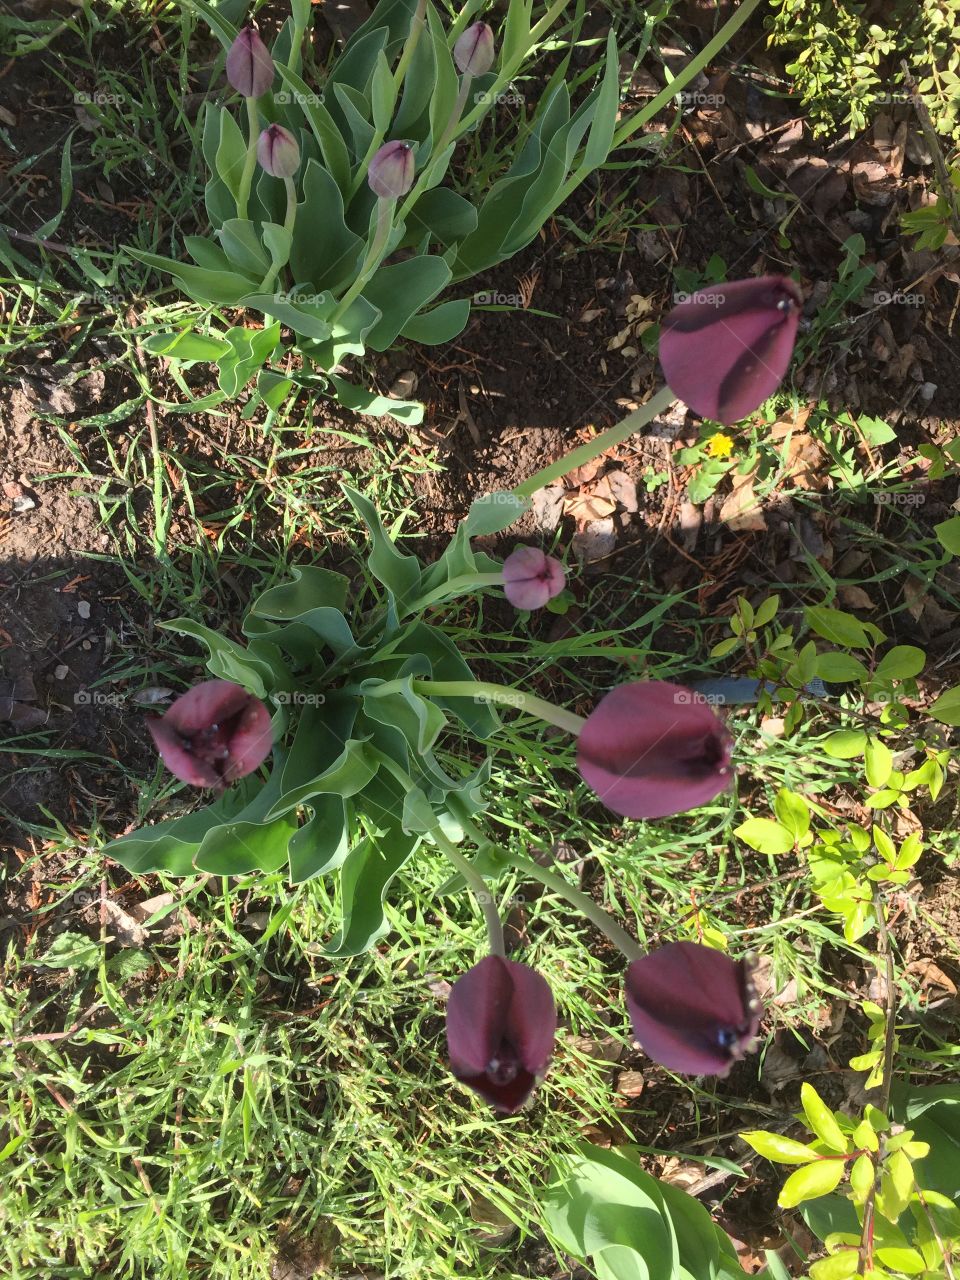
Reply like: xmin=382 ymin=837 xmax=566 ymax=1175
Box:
xmin=498 ymin=846 xmax=643 ymax=963
xmin=287 ymin=21 xmax=305 ymax=75
xmin=236 ymin=95 xmax=260 ymax=220
xmin=430 ymin=827 xmax=505 ymax=957
xmin=393 ymin=0 xmax=427 ymax=88
xmin=857 ymin=883 xmax=899 ymax=1278
xmin=408 ymin=679 xmax=586 ymax=735
xmin=331 ymin=197 xmax=394 ymax=321
xmin=256 ymin=176 xmax=297 ymax=293
xmin=512 ymin=385 xmax=676 ymax=498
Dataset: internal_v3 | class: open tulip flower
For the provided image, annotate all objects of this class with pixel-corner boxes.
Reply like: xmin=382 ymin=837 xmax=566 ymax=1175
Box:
xmin=146 ymin=679 xmax=273 ymax=788
xmin=659 ymin=275 xmax=802 ymax=425
xmin=446 ymin=955 xmax=556 ymax=1113
xmin=577 ymin=681 xmax=733 ymax=819
xmin=502 ymin=546 xmax=565 ymax=611
xmin=624 ymin=942 xmax=762 ymax=1076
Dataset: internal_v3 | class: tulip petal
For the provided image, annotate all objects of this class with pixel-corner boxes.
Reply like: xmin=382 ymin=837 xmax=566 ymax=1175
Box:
xmin=577 ymin=682 xmax=732 ymax=819
xmin=222 ymin=697 xmax=275 ymax=781
xmin=165 ymin=680 xmax=250 ymax=736
xmin=147 ymin=717 xmax=221 ymax=788
xmin=625 ymin=942 xmax=761 ymax=1076
xmin=659 ymin=276 xmax=802 ymax=425
xmin=502 ymin=959 xmax=556 ymax=1074
xmin=225 ymin=26 xmax=274 ymax=99
xmin=446 ymin=954 xmax=513 ymax=1075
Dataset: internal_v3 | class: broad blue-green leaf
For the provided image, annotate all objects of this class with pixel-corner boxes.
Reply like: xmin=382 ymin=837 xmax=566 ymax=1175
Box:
xmin=464 ymin=492 xmax=528 ymax=536
xmin=325 ymin=822 xmax=421 ymax=956
xmin=274 ymin=63 xmax=352 ymax=194
xmin=128 ymin=250 xmax=256 ymax=305
xmin=580 ymin=31 xmax=620 ymax=170
xmin=215 ymin=107 xmax=247 ymax=200
xmin=332 ymin=82 xmax=376 ymax=158
xmin=405 ymin=187 xmax=478 ymax=246
xmin=195 ymin=811 xmax=296 ymax=873
xmin=250 ymin=565 xmax=357 ymax=659
xmin=291 ymin=159 xmax=364 ymax=292
xmin=342 ymin=484 xmax=422 ymax=606
xmin=261 ymin=222 xmax=293 ymax=275
xmin=257 ymin=369 xmax=294 ymax=411
xmin=239 ymin=291 xmax=334 ymax=341
xmin=594 ymin=1245 xmax=649 ymax=1280
xmin=217 ymin=321 xmax=281 ymax=397
xmin=287 ymin=794 xmax=350 ymax=883
xmin=330 ymin=375 xmax=424 ymax=424
xmin=398 ymin=623 xmax=499 ymax=737
xmin=361 ymin=676 xmax=446 ymax=755
xmin=142 ymin=331 xmax=231 ymax=361
xmin=400 ymin=298 xmax=471 ymax=345
xmin=266 ymin=739 xmax=377 ymax=818
xmin=160 ymin=620 xmax=280 ymax=696
xmin=370 ymin=49 xmax=397 ymax=132
xmin=426 ymin=4 xmax=459 ymax=149
xmin=185 ymin=236 xmax=233 ymax=270
xmin=106 ymin=782 xmax=262 ymax=875
xmin=361 ymin=255 xmax=452 ymax=350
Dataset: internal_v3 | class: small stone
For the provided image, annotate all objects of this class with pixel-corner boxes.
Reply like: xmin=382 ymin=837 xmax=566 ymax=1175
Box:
xmin=919 ymin=382 xmax=937 ymax=402
xmin=387 ymin=369 xmax=418 ymax=399
xmin=54 ymin=664 xmax=69 ymax=680
xmin=616 ymin=1070 xmax=645 ymax=1097
xmin=77 ymin=600 xmax=91 ymax=619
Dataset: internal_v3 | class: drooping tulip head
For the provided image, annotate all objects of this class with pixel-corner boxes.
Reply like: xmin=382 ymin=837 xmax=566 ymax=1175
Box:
xmin=146 ymin=679 xmax=273 ymax=788
xmin=367 ymin=140 xmax=415 ymax=199
xmin=624 ymin=942 xmax=762 ymax=1076
xmin=454 ymin=22 xmax=496 ymax=76
xmin=658 ymin=275 xmax=802 ymax=425
xmin=502 ymin=546 xmax=565 ymax=610
xmin=225 ymin=26 xmax=274 ymax=99
xmin=576 ymin=681 xmax=733 ymax=819
xmin=446 ymin=955 xmax=556 ymax=1113
xmin=257 ymin=123 xmax=300 ymax=178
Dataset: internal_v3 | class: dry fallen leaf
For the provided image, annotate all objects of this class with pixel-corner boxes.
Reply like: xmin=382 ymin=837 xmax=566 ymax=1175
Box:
xmin=719 ymin=475 xmax=767 ymax=532
xmin=839 ymin=584 xmax=876 ymax=611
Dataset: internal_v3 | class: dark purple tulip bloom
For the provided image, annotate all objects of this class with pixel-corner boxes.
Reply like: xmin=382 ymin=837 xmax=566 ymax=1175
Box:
xmin=625 ymin=941 xmax=762 ymax=1076
xmin=446 ymin=955 xmax=556 ymax=1113
xmin=367 ymin=140 xmax=415 ymax=199
xmin=146 ymin=679 xmax=273 ymax=788
xmin=226 ymin=26 xmax=274 ymax=99
xmin=659 ymin=275 xmax=802 ymax=425
xmin=502 ymin=546 xmax=565 ymax=610
xmin=576 ymin=681 xmax=733 ymax=820
xmin=257 ymin=123 xmax=300 ymax=178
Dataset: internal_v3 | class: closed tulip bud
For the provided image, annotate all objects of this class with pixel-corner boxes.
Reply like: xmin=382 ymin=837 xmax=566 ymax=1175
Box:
xmin=226 ymin=26 xmax=274 ymax=99
xmin=576 ymin=681 xmax=733 ymax=819
xmin=624 ymin=942 xmax=762 ymax=1076
xmin=146 ymin=679 xmax=273 ymax=788
xmin=453 ymin=21 xmax=495 ymax=76
xmin=658 ymin=275 xmax=802 ymax=425
xmin=502 ymin=546 xmax=565 ymax=610
xmin=367 ymin=140 xmax=415 ymax=198
xmin=256 ymin=123 xmax=300 ymax=178
xmin=446 ymin=955 xmax=556 ymax=1113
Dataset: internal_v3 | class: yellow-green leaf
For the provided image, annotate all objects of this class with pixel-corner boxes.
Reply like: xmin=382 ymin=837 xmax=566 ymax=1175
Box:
xmin=800 ymin=1083 xmax=848 ymax=1153
xmin=740 ymin=1130 xmax=817 ymax=1164
xmin=778 ymin=1158 xmax=846 ymax=1208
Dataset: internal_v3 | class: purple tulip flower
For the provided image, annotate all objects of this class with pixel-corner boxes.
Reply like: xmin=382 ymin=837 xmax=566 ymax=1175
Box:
xmin=502 ymin=546 xmax=565 ymax=611
xmin=225 ymin=26 xmax=274 ymax=99
xmin=446 ymin=955 xmax=556 ymax=1113
xmin=367 ymin=140 xmax=415 ymax=199
xmin=454 ymin=22 xmax=496 ymax=76
xmin=257 ymin=123 xmax=300 ymax=178
xmin=658 ymin=275 xmax=802 ymax=424
xmin=576 ymin=681 xmax=733 ymax=819
xmin=625 ymin=942 xmax=762 ymax=1076
xmin=146 ymin=679 xmax=273 ymax=788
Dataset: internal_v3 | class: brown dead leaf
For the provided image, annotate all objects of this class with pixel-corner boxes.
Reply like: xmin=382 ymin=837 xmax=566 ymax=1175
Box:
xmin=719 ymin=475 xmax=767 ymax=532
xmin=784 ymin=433 xmax=824 ymax=489
xmin=103 ymin=899 xmax=148 ymax=948
xmin=906 ymin=958 xmax=958 ymax=997
xmin=839 ymin=584 xmax=877 ymax=611
xmin=564 ymin=490 xmax=617 ymax=522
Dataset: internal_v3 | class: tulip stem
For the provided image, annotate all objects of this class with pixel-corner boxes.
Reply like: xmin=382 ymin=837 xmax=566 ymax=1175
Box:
xmin=407 ymin=680 xmax=586 ymax=736
xmin=331 ymin=196 xmax=394 ymax=322
xmin=512 ymin=385 xmax=676 ymax=498
xmin=430 ymin=826 xmax=505 ymax=957
xmin=415 ymin=571 xmax=504 ymax=611
xmin=501 ymin=850 xmax=645 ymax=963
xmin=256 ymin=176 xmax=298 ymax=293
xmin=236 ymin=95 xmax=260 ymax=221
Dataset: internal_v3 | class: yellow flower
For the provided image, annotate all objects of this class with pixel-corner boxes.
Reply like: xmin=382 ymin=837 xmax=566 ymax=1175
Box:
xmin=705 ymin=432 xmax=735 ymax=459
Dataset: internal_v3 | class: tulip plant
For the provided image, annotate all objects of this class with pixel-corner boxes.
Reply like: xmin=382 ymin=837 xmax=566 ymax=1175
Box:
xmin=107 ymin=275 xmax=804 ymax=1112
xmin=128 ymin=0 xmax=626 ymax=423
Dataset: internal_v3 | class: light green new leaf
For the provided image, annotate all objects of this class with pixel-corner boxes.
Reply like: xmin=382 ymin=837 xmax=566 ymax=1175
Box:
xmin=800 ymin=1083 xmax=848 ymax=1153
xmin=734 ymin=817 xmax=795 ymax=856
xmin=740 ymin=1131 xmax=818 ymax=1164
xmin=778 ymin=1159 xmax=846 ymax=1208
